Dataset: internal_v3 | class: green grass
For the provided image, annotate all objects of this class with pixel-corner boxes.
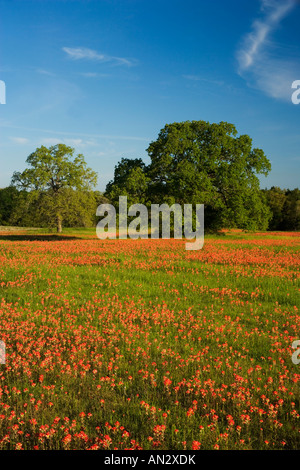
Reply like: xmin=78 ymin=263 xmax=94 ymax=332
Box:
xmin=0 ymin=227 xmax=299 ymax=450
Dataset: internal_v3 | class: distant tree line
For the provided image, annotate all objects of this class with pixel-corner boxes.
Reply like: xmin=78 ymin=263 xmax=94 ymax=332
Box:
xmin=0 ymin=121 xmax=299 ymax=232
xmin=0 ymin=185 xmax=108 ymax=229
xmin=0 ymin=184 xmax=298 ymax=232
xmin=262 ymin=187 xmax=300 ymax=231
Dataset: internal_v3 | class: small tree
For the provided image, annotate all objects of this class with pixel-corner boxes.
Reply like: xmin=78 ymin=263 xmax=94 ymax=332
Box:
xmin=105 ymin=157 xmax=150 ymax=206
xmin=263 ymin=186 xmax=287 ymax=230
xmin=0 ymin=186 xmax=20 ymax=225
xmin=11 ymin=144 xmax=98 ymax=232
xmin=281 ymin=188 xmax=300 ymax=230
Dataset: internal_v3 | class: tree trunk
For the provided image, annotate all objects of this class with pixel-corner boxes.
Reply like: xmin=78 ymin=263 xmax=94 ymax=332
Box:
xmin=57 ymin=215 xmax=62 ymax=233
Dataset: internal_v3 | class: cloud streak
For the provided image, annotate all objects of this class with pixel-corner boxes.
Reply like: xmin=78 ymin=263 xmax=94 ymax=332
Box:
xmin=62 ymin=47 xmax=136 ymax=67
xmin=0 ymin=124 xmax=150 ymax=142
xmin=9 ymin=137 xmax=30 ymax=145
xmin=182 ymin=75 xmax=225 ymax=86
xmin=236 ymin=0 xmax=299 ymax=101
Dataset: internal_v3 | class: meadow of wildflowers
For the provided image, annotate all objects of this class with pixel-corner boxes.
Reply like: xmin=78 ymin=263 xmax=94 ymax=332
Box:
xmin=0 ymin=229 xmax=299 ymax=450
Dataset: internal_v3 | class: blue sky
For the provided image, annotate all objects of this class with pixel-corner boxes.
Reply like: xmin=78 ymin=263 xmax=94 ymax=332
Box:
xmin=0 ymin=0 xmax=300 ymax=192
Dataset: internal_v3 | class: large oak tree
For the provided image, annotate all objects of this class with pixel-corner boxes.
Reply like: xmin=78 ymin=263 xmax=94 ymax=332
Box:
xmin=146 ymin=120 xmax=272 ymax=230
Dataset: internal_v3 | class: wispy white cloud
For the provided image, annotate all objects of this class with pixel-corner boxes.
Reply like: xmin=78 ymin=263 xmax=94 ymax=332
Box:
xmin=80 ymin=72 xmax=99 ymax=78
xmin=62 ymin=47 xmax=136 ymax=67
xmin=182 ymin=74 xmax=241 ymax=96
xmin=39 ymin=137 xmax=87 ymax=147
xmin=36 ymin=69 xmax=56 ymax=77
xmin=79 ymin=72 xmax=111 ymax=78
xmin=10 ymin=137 xmax=30 ymax=145
xmin=39 ymin=137 xmax=60 ymax=146
xmin=183 ymin=75 xmax=225 ymax=86
xmin=1 ymin=124 xmax=150 ymax=143
xmin=236 ymin=0 xmax=299 ymax=101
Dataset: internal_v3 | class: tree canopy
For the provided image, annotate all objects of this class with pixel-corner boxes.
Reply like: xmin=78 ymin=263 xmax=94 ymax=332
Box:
xmin=105 ymin=158 xmax=149 ymax=207
xmin=106 ymin=121 xmax=273 ymax=231
xmin=11 ymin=144 xmax=98 ymax=232
xmin=263 ymin=187 xmax=300 ymax=231
xmin=146 ymin=121 xmax=272 ymax=230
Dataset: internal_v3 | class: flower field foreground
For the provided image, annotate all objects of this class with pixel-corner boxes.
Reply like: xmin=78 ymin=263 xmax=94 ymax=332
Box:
xmin=0 ymin=229 xmax=299 ymax=450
